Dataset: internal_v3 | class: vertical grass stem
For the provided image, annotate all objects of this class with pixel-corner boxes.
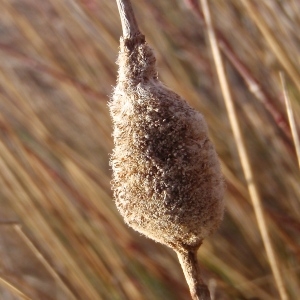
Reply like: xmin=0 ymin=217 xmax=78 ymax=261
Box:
xmin=200 ymin=0 xmax=288 ymax=299
xmin=280 ymin=73 xmax=300 ymax=170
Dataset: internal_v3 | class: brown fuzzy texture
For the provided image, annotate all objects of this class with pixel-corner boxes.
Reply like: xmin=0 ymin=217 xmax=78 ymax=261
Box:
xmin=109 ymin=34 xmax=224 ymax=251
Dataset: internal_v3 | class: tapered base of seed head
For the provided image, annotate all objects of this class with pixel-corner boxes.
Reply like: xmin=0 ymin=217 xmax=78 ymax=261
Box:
xmin=109 ymin=35 xmax=225 ymax=250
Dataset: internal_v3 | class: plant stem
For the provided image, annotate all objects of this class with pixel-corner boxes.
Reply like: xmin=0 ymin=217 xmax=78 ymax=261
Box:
xmin=280 ymin=73 xmax=300 ymax=170
xmin=240 ymin=0 xmax=300 ymax=96
xmin=115 ymin=0 xmax=140 ymax=38
xmin=176 ymin=249 xmax=211 ymax=300
xmin=14 ymin=225 xmax=78 ymax=300
xmin=200 ymin=0 xmax=288 ymax=299
xmin=183 ymin=0 xmax=293 ymax=150
xmin=0 ymin=276 xmax=32 ymax=300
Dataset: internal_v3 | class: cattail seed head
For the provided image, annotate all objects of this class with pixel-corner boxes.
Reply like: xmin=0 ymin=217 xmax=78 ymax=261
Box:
xmin=109 ymin=35 xmax=224 ymax=251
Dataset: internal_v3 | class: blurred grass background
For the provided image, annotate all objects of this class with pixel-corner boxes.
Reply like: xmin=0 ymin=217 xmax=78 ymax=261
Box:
xmin=0 ymin=0 xmax=299 ymax=299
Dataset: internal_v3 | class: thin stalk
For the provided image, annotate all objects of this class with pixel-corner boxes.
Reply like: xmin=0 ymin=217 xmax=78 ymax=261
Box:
xmin=0 ymin=43 xmax=106 ymax=101
xmin=0 ymin=276 xmax=32 ymax=300
xmin=183 ymin=0 xmax=293 ymax=147
xmin=280 ymin=73 xmax=300 ymax=169
xmin=176 ymin=249 xmax=210 ymax=300
xmin=115 ymin=0 xmax=140 ymax=38
xmin=199 ymin=1 xmax=288 ymax=300
xmin=13 ymin=225 xmax=78 ymax=300
xmin=240 ymin=0 xmax=300 ymax=95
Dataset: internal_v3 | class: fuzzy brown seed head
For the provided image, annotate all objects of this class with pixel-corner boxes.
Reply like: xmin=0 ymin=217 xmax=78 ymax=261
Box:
xmin=109 ymin=36 xmax=224 ymax=250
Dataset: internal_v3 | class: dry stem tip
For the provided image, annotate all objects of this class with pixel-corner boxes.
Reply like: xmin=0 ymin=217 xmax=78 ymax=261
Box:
xmin=116 ymin=0 xmax=141 ymax=38
xmin=176 ymin=248 xmax=211 ymax=300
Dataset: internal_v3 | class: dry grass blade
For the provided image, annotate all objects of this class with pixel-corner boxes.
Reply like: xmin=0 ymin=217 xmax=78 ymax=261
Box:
xmin=200 ymin=245 xmax=275 ymax=300
xmin=199 ymin=0 xmax=288 ymax=299
xmin=184 ymin=0 xmax=293 ymax=145
xmin=240 ymin=0 xmax=300 ymax=95
xmin=280 ymin=73 xmax=300 ymax=169
xmin=0 ymin=143 xmax=102 ymax=299
xmin=13 ymin=225 xmax=78 ymax=300
xmin=0 ymin=43 xmax=106 ymax=101
xmin=0 ymin=276 xmax=32 ymax=300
